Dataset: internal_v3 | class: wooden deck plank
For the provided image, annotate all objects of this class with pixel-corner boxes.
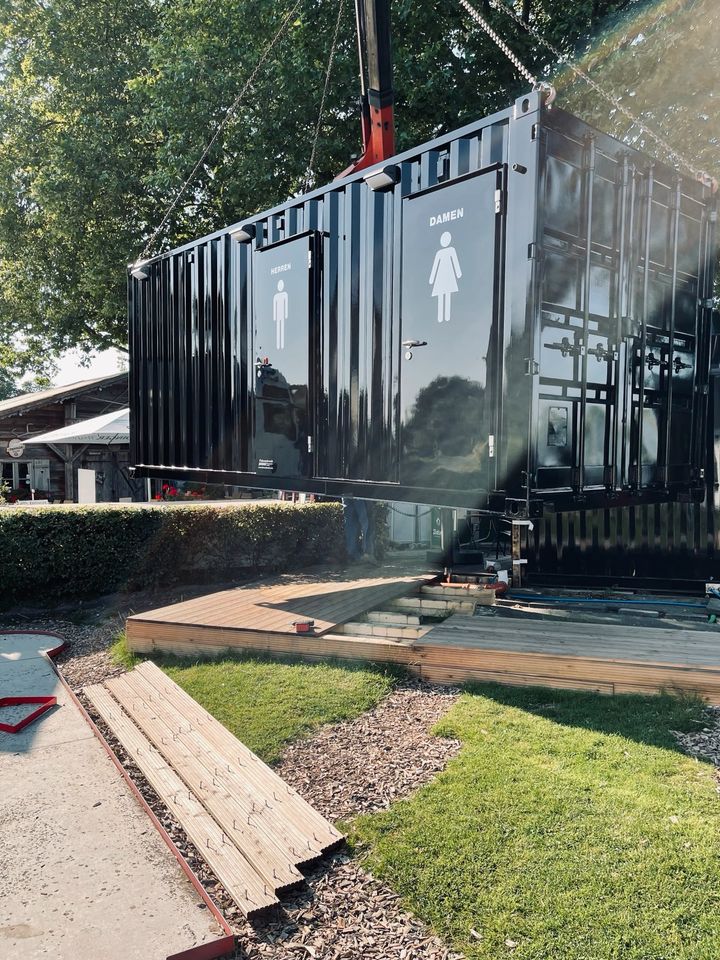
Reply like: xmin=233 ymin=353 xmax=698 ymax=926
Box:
xmin=420 ymin=615 xmax=720 ymax=667
xmin=84 ymin=684 xmax=279 ymax=919
xmin=135 ymin=662 xmax=343 ymax=851
xmin=106 ymin=672 xmax=310 ymax=888
xmin=124 ymin=572 xmax=720 ymax=702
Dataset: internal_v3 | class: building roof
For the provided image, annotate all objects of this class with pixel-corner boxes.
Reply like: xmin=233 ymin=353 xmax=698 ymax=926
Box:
xmin=0 ymin=373 xmax=128 ymax=418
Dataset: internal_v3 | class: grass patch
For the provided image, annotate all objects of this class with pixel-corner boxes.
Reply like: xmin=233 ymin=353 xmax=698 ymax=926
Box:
xmin=159 ymin=653 xmax=396 ymax=764
xmin=352 ymin=683 xmax=720 ymax=960
xmin=110 ymin=639 xmax=398 ymax=762
xmin=110 ymin=632 xmax=140 ymax=670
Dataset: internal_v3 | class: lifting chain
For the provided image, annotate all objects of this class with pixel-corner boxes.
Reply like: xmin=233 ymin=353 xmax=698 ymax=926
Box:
xmin=456 ymin=0 xmax=538 ymax=89
xmin=459 ymin=0 xmax=714 ymax=187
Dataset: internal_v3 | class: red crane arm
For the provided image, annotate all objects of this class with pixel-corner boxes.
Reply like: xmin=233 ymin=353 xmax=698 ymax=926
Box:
xmin=338 ymin=0 xmax=395 ymax=177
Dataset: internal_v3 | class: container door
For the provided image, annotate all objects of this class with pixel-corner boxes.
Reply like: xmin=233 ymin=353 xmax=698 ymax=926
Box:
xmin=251 ymin=234 xmax=316 ymax=479
xmin=399 ymin=168 xmax=502 ymax=493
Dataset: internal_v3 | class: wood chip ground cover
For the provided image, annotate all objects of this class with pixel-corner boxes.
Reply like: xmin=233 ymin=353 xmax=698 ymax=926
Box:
xmin=276 ymin=682 xmax=461 ymax=820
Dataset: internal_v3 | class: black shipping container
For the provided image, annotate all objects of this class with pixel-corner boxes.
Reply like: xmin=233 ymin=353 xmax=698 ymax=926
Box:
xmin=128 ymin=90 xmax=718 ymax=516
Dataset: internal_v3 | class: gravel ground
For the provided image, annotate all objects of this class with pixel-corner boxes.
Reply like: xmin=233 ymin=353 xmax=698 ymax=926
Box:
xmin=675 ymin=706 xmax=720 ymax=774
xmin=1 ymin=615 xmax=463 ymax=958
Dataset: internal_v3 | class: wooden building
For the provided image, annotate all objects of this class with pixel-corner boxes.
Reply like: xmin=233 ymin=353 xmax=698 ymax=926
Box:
xmin=0 ymin=373 xmax=132 ymax=502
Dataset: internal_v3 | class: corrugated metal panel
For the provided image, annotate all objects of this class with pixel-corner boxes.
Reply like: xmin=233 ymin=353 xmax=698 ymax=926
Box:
xmin=528 ymin=501 xmax=719 ymax=579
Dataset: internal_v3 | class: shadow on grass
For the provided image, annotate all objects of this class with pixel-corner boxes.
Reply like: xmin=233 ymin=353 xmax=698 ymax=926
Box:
xmin=455 ymin=679 xmax=709 ymax=753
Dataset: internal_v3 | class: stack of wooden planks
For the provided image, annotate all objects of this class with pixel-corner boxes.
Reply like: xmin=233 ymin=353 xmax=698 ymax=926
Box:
xmin=84 ymin=661 xmax=343 ymax=919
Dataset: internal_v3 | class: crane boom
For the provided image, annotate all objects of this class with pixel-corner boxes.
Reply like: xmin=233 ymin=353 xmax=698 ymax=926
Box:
xmin=339 ymin=0 xmax=395 ymax=177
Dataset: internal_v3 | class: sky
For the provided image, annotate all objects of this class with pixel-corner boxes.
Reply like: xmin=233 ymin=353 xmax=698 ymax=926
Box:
xmin=53 ymin=347 xmax=127 ymax=386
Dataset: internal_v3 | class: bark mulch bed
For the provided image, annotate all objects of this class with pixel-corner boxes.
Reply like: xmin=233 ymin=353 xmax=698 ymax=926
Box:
xmin=276 ymin=680 xmax=461 ymax=821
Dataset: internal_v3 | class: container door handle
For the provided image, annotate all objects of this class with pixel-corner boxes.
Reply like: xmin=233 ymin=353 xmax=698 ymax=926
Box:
xmin=402 ymin=339 xmax=427 ymax=360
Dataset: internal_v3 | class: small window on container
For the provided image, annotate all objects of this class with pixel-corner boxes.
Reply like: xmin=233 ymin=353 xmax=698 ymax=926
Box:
xmin=543 ymin=252 xmax=579 ymax=310
xmin=547 ymin=406 xmax=568 ymax=447
xmin=545 ymin=157 xmax=582 ymax=237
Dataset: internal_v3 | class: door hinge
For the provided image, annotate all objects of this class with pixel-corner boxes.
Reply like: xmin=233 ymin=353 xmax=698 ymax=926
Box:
xmin=488 ymin=434 xmax=495 ymax=458
xmin=524 ymin=359 xmax=539 ymax=376
xmin=494 ymin=189 xmax=503 ymax=214
xmin=307 ymin=435 xmax=313 ymax=453
xmin=308 ymin=249 xmax=312 ymax=269
xmin=527 ymin=242 xmax=538 ymax=260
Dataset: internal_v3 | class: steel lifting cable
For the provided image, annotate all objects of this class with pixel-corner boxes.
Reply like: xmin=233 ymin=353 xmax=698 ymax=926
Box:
xmin=457 ymin=0 xmax=713 ymax=185
xmin=492 ymin=0 xmax=711 ymax=182
xmin=138 ymin=0 xmax=304 ymax=263
xmin=304 ymin=0 xmax=347 ymax=192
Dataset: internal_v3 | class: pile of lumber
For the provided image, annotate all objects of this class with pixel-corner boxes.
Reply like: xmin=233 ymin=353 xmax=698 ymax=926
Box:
xmin=85 ymin=661 xmax=343 ymax=919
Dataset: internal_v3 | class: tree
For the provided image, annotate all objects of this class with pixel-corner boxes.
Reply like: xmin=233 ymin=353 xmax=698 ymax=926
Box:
xmin=0 ymin=0 xmax=160 ymax=373
xmin=2 ymin=0 xmax=697 ymax=377
xmin=557 ymin=0 xmax=720 ymax=181
xmin=0 ymin=366 xmax=17 ymax=401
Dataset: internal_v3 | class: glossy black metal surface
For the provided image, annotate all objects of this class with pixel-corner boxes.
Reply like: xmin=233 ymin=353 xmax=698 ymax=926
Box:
xmin=527 ymin=500 xmax=719 ymax=580
xmin=129 ymin=91 xmax=717 ymax=515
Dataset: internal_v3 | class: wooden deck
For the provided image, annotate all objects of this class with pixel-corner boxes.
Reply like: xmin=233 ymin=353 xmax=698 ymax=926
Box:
xmin=125 ymin=574 xmax=720 ymax=702
xmin=126 ymin=572 xmax=436 ymax=654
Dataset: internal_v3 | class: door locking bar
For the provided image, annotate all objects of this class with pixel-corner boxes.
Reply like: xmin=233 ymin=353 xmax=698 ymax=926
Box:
xmin=546 ymin=336 xmax=583 ymax=358
xmin=645 ymin=351 xmax=668 ymax=371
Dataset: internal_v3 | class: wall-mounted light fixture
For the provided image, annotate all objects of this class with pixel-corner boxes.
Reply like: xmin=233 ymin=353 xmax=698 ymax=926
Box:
xmin=230 ymin=223 xmax=256 ymax=243
xmin=130 ymin=262 xmax=150 ymax=281
xmin=363 ymin=164 xmax=400 ymax=192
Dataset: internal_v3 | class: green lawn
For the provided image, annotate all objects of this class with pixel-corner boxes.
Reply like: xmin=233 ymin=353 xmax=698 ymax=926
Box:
xmin=351 ymin=684 xmax=720 ymax=960
xmin=111 ymin=636 xmax=395 ymax=763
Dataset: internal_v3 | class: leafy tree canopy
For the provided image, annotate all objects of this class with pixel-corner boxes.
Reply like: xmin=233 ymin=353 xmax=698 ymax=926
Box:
xmin=0 ymin=0 xmax=715 ymax=377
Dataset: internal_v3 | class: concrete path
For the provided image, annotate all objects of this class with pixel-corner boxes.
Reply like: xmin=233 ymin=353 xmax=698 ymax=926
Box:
xmin=0 ymin=633 xmax=225 ymax=960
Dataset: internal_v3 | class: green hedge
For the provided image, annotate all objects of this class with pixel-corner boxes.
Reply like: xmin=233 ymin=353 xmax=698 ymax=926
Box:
xmin=0 ymin=502 xmax=344 ymax=606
